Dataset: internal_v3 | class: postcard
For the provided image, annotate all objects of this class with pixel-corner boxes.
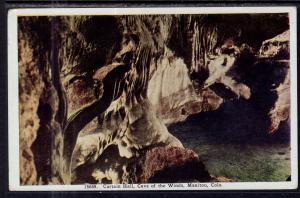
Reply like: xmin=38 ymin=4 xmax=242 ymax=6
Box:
xmin=8 ymin=7 xmax=297 ymax=191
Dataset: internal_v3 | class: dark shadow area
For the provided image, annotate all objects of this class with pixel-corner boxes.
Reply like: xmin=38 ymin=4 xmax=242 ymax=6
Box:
xmin=31 ymin=102 xmax=53 ymax=184
xmin=209 ymin=83 xmax=237 ymax=100
xmin=168 ymin=98 xmax=290 ymax=145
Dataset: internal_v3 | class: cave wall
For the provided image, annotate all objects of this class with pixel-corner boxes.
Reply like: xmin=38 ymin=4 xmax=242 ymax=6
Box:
xmin=18 ymin=17 xmax=64 ymax=184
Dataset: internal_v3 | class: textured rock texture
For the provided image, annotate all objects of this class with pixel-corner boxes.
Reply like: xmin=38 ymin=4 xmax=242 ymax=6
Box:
xmin=72 ymin=145 xmax=212 ymax=184
xmin=268 ymin=68 xmax=290 ymax=134
xmin=19 ymin=25 xmax=43 ymax=185
xmin=131 ymin=146 xmax=211 ymax=183
xmin=18 ymin=14 xmax=290 ymax=184
xmin=257 ymin=31 xmax=290 ymax=134
xmin=147 ymin=47 xmax=223 ymax=124
xmin=259 ymin=30 xmax=289 ymax=59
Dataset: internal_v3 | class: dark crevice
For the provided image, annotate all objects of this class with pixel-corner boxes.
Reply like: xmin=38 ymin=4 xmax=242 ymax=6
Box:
xmin=31 ymin=102 xmax=53 ymax=184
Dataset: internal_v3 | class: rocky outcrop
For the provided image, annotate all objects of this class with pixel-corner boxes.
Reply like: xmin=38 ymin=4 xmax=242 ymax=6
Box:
xmin=72 ymin=145 xmax=212 ymax=184
xmin=259 ymin=30 xmax=289 ymax=59
xmin=257 ymin=31 xmax=290 ymax=134
xmin=253 ymin=29 xmax=290 ymax=135
xmin=132 ymin=146 xmax=211 ymax=183
xmin=268 ymin=68 xmax=290 ymax=134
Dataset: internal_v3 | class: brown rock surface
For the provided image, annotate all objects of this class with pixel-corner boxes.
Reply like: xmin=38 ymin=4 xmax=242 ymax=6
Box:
xmin=19 ymin=33 xmax=44 ymax=185
xmin=72 ymin=145 xmax=212 ymax=184
xmin=131 ymin=146 xmax=211 ymax=183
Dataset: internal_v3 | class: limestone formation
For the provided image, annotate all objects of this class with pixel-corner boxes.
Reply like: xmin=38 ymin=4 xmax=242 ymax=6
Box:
xmin=18 ymin=14 xmax=290 ymax=184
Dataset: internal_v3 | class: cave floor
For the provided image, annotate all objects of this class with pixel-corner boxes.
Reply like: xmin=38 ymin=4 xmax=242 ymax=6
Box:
xmin=168 ymin=99 xmax=291 ymax=182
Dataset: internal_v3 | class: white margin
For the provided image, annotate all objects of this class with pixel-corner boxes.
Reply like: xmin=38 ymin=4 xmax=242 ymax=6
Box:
xmin=7 ymin=6 xmax=298 ymax=191
xmin=8 ymin=9 xmax=20 ymax=191
xmin=289 ymin=6 xmax=298 ymax=190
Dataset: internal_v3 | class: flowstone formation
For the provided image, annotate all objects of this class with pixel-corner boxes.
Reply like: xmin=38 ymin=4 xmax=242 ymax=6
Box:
xmin=18 ymin=14 xmax=290 ymax=184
